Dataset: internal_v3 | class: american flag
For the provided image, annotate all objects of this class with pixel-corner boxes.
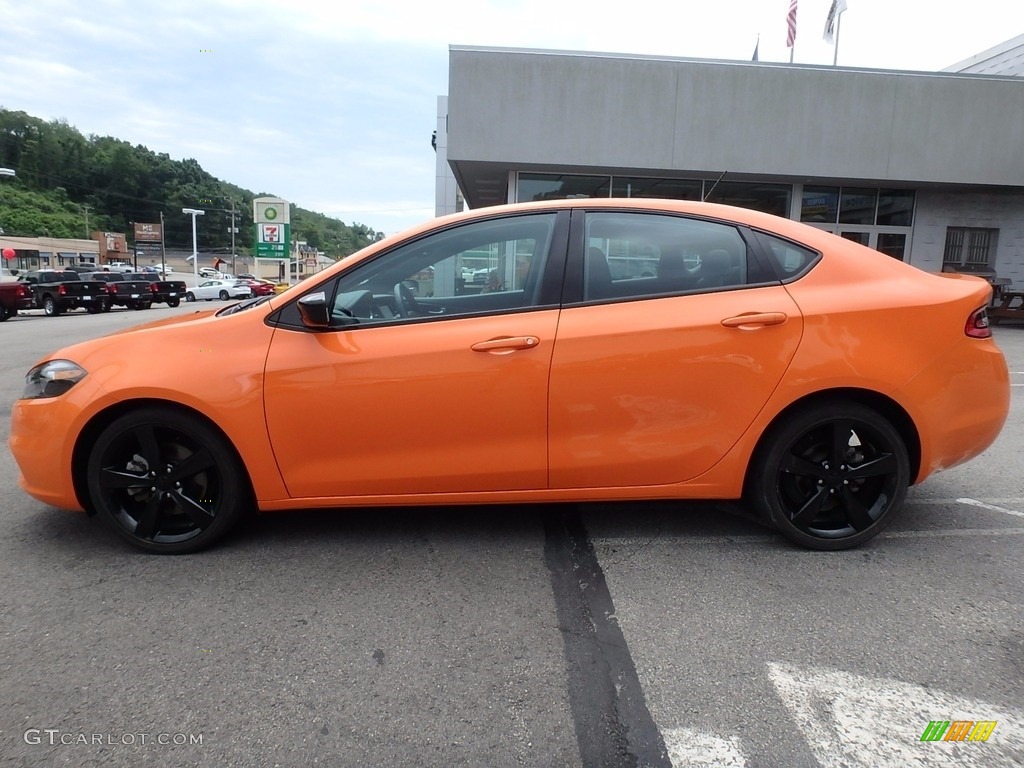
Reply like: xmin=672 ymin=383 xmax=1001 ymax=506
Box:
xmin=786 ymin=0 xmax=798 ymax=48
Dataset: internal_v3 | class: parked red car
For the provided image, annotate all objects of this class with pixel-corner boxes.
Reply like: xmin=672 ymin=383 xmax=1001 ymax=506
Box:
xmin=239 ymin=279 xmax=275 ymax=296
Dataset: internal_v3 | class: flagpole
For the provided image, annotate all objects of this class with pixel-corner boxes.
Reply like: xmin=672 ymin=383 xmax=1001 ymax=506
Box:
xmin=833 ymin=10 xmax=844 ymax=66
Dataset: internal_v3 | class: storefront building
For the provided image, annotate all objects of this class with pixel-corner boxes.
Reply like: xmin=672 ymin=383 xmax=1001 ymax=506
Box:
xmin=442 ymin=43 xmax=1024 ymax=286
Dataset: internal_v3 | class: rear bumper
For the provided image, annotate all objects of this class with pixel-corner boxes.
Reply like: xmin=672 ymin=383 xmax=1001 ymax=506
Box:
xmin=894 ymin=337 xmax=1010 ymax=482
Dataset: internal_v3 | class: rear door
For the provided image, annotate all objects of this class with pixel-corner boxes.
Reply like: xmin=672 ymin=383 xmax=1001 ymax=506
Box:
xmin=548 ymin=210 xmax=805 ymax=488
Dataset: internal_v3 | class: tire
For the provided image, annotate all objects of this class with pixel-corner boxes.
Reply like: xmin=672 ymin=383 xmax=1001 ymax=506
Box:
xmin=185 ymin=292 xmax=195 ymax=302
xmin=0 ymin=306 xmax=10 ymax=321
xmin=85 ymin=408 xmax=250 ymax=554
xmin=168 ymin=298 xmax=180 ymax=308
xmin=87 ymin=303 xmax=101 ymax=314
xmin=101 ymin=299 xmax=112 ymax=312
xmin=43 ymin=295 xmax=61 ymax=317
xmin=747 ymin=401 xmax=909 ymax=550
xmin=219 ymin=290 xmax=229 ymax=301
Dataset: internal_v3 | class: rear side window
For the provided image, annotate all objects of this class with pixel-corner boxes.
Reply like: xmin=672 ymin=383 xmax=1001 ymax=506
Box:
xmin=756 ymin=232 xmax=820 ymax=280
xmin=582 ymin=212 xmax=761 ymax=302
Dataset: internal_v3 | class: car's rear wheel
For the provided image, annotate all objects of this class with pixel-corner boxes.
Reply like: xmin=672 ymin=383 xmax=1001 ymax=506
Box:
xmin=43 ymin=296 xmax=61 ymax=316
xmin=0 ymin=306 xmax=10 ymax=321
xmin=168 ymin=298 xmax=180 ymax=307
xmin=185 ymin=292 xmax=195 ymax=302
xmin=85 ymin=408 xmax=249 ymax=554
xmin=748 ymin=402 xmax=909 ymax=550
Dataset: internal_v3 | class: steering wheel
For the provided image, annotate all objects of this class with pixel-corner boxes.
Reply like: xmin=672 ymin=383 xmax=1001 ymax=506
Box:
xmin=393 ymin=281 xmax=421 ymax=317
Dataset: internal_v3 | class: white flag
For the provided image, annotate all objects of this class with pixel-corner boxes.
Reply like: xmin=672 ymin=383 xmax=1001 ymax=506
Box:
xmin=824 ymin=0 xmax=848 ymax=43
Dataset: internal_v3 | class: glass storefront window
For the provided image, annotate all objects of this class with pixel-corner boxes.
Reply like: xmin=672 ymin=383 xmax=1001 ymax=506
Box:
xmin=611 ymin=177 xmax=702 ymax=200
xmin=702 ymin=181 xmax=790 ymax=217
xmin=876 ymin=233 xmax=907 ymax=260
xmin=839 ymin=188 xmax=877 ymax=225
xmin=517 ymin=174 xmax=610 ymax=202
xmin=877 ymin=190 xmax=915 ymax=226
xmin=801 ymin=186 xmax=839 ymax=223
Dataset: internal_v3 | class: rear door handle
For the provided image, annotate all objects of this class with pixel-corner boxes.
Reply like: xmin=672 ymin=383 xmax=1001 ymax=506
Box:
xmin=721 ymin=312 xmax=788 ymax=329
xmin=471 ymin=336 xmax=541 ymax=353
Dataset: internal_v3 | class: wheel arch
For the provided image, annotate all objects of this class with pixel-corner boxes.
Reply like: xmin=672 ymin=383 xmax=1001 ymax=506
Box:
xmin=71 ymin=398 xmax=257 ymax=514
xmin=743 ymin=388 xmax=922 ymax=495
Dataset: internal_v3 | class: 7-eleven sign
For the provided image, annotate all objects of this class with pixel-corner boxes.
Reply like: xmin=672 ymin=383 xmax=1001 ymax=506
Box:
xmin=255 ymin=222 xmax=289 ymax=259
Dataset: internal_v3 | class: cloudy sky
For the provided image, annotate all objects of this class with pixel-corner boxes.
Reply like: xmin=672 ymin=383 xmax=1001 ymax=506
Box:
xmin=1 ymin=0 xmax=1021 ymax=237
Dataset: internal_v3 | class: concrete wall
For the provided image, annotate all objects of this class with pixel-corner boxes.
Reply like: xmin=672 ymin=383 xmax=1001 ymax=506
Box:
xmin=448 ymin=47 xmax=1024 ymax=187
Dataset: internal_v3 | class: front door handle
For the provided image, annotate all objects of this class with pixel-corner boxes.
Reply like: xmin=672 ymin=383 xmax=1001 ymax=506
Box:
xmin=721 ymin=312 xmax=788 ymax=329
xmin=471 ymin=336 xmax=541 ymax=353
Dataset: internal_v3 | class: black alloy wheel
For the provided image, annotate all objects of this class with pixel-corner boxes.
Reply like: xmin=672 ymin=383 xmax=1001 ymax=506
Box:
xmin=219 ymin=290 xmax=229 ymax=300
xmin=185 ymin=292 xmax=195 ymax=302
xmin=85 ymin=408 xmax=249 ymax=554
xmin=748 ymin=402 xmax=909 ymax=550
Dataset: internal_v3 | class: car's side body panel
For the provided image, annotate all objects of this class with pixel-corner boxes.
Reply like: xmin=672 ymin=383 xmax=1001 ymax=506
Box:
xmin=548 ymin=285 xmax=803 ymax=487
xmin=263 ymin=310 xmax=560 ymax=497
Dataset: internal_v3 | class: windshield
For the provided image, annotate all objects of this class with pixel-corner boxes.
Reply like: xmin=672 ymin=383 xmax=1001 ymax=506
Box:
xmin=215 ymin=294 xmax=275 ymax=316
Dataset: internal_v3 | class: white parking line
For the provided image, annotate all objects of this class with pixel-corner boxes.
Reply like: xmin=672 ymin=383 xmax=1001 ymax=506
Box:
xmin=769 ymin=663 xmax=1024 ymax=767
xmin=663 ymin=728 xmax=748 ymax=768
xmin=956 ymin=497 xmax=1024 ymax=518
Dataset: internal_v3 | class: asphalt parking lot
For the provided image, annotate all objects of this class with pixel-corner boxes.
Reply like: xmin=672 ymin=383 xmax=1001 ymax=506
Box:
xmin=0 ymin=304 xmax=1021 ymax=767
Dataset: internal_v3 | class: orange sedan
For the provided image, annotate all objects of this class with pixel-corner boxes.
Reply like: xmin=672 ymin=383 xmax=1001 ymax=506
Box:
xmin=9 ymin=199 xmax=1010 ymax=553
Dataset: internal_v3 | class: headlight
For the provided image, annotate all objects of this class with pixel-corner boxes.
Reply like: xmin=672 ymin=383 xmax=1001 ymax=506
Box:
xmin=23 ymin=359 xmax=88 ymax=399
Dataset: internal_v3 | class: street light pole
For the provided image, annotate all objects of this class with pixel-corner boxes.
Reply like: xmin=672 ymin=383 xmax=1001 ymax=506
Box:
xmin=182 ymin=208 xmax=205 ymax=282
xmin=0 ymin=168 xmax=15 ymax=236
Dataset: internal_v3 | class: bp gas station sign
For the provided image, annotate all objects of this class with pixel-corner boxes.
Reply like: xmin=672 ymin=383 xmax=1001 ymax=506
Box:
xmin=254 ymin=197 xmax=290 ymax=259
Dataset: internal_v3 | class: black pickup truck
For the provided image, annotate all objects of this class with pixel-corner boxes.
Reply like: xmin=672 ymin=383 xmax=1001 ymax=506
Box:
xmin=0 ymin=281 xmax=35 ymax=320
xmin=126 ymin=272 xmax=188 ymax=307
xmin=16 ymin=271 xmax=108 ymax=316
xmin=80 ymin=272 xmax=154 ymax=311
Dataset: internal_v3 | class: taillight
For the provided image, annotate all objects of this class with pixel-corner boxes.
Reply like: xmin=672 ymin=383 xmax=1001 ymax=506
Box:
xmin=109 ymin=284 xmax=118 ymax=293
xmin=151 ymin=284 xmax=158 ymax=293
xmin=965 ymin=306 xmax=992 ymax=339
xmin=58 ymin=285 xmax=67 ymax=295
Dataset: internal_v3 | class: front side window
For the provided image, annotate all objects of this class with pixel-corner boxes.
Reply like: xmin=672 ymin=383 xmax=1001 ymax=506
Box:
xmin=582 ymin=212 xmax=759 ymax=302
xmin=303 ymin=213 xmax=558 ymax=328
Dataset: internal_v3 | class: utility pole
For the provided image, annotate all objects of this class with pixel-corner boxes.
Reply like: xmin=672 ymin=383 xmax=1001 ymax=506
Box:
xmin=159 ymin=210 xmax=167 ymax=276
xmin=83 ymin=204 xmax=91 ymax=238
xmin=229 ymin=199 xmax=239 ymax=275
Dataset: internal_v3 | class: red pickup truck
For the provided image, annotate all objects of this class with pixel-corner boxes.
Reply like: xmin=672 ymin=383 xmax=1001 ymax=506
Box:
xmin=0 ymin=281 xmax=34 ymax=320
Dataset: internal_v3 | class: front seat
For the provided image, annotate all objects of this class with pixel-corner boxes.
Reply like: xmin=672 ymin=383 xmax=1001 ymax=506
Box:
xmin=697 ymin=249 xmax=738 ymax=289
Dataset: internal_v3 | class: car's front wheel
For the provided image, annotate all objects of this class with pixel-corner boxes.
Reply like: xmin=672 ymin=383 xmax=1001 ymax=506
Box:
xmin=85 ymin=408 xmax=250 ymax=554
xmin=747 ymin=402 xmax=910 ymax=550
xmin=185 ymin=292 xmax=195 ymax=302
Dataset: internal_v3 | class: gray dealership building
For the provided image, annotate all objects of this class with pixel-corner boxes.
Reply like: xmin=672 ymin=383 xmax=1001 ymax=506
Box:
xmin=438 ymin=37 xmax=1024 ymax=287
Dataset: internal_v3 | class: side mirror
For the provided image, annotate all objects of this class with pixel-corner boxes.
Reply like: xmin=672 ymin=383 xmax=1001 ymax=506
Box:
xmin=297 ymin=291 xmax=330 ymax=329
